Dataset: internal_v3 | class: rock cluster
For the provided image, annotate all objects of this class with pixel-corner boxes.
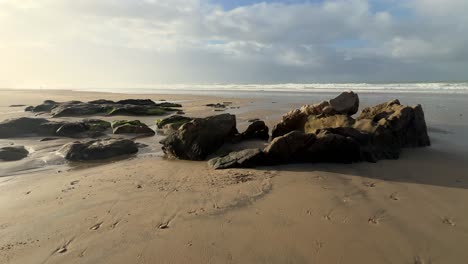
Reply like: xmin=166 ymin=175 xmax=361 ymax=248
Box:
xmin=0 ymin=117 xmax=110 ymax=138
xmin=25 ymin=99 xmax=182 ymax=117
xmin=206 ymin=92 xmax=430 ymax=169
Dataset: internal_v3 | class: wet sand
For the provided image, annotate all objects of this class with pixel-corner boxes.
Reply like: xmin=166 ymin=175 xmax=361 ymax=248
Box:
xmin=1 ymin=89 xmax=468 ymax=263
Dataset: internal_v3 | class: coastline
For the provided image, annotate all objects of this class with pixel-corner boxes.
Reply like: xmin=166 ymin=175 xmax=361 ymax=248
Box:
xmin=1 ymin=89 xmax=468 ymax=263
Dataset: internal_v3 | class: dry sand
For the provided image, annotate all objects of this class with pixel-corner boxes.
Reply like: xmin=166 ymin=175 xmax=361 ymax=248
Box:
xmin=1 ymin=89 xmax=468 ymax=263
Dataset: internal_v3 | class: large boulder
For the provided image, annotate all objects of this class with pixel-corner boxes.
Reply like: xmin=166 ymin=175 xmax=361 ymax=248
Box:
xmin=160 ymin=114 xmax=238 ymax=160
xmin=0 ymin=146 xmax=29 ymax=161
xmin=208 ymin=148 xmax=265 ymax=169
xmin=51 ymin=102 xmax=110 ymax=117
xmin=304 ymin=129 xmax=365 ymax=163
xmin=264 ymin=131 xmax=316 ymax=162
xmin=0 ymin=117 xmax=63 ymax=138
xmin=357 ymin=100 xmax=430 ymax=147
xmin=328 ymin=91 xmax=359 ymax=115
xmin=28 ymin=100 xmax=59 ymax=112
xmin=271 ymin=91 xmax=360 ymax=138
xmin=111 ymin=120 xmax=155 ymax=135
xmin=239 ymin=120 xmax=269 ymax=141
xmin=55 ymin=119 xmax=110 ymax=138
xmin=271 ymin=109 xmax=307 ymax=138
xmin=58 ymin=139 xmax=138 ymax=161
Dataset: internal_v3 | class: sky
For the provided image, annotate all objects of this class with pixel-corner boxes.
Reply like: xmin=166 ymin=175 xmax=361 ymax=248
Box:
xmin=0 ymin=0 xmax=467 ymax=88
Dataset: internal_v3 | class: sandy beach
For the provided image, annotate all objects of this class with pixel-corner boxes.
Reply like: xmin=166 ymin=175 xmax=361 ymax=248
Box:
xmin=1 ymin=89 xmax=468 ymax=264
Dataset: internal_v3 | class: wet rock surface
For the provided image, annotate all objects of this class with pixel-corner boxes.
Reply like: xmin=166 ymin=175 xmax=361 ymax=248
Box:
xmin=111 ymin=120 xmax=155 ymax=136
xmin=58 ymin=139 xmax=139 ymax=161
xmin=156 ymin=115 xmax=194 ymax=131
xmin=0 ymin=117 xmax=110 ymax=138
xmin=0 ymin=146 xmax=29 ymax=161
xmin=160 ymin=114 xmax=238 ymax=160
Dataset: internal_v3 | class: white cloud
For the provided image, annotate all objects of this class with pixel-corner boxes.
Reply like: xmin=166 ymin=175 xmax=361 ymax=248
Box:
xmin=0 ymin=0 xmax=467 ymax=87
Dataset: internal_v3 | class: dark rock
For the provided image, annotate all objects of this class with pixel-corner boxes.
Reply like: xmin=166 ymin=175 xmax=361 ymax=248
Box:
xmin=247 ymin=118 xmax=260 ymax=123
xmin=58 ymin=139 xmax=138 ymax=161
xmin=55 ymin=119 xmax=111 ymax=138
xmin=0 ymin=117 xmax=63 ymax=138
xmin=116 ymin=99 xmax=156 ymax=106
xmin=31 ymin=100 xmax=59 ymax=112
xmin=9 ymin=104 xmax=26 ymax=107
xmin=264 ymin=131 xmax=316 ymax=162
xmin=27 ymin=99 xmax=182 ymax=117
xmin=328 ymin=91 xmax=359 ymax=115
xmin=40 ymin=137 xmax=60 ymax=142
xmin=51 ymin=102 xmax=111 ymax=117
xmin=0 ymin=146 xmax=29 ymax=161
xmin=112 ymin=120 xmax=155 ymax=135
xmin=156 ymin=115 xmax=193 ymax=130
xmin=208 ymin=148 xmax=265 ymax=169
xmin=271 ymin=109 xmax=308 ymax=139
xmin=83 ymin=119 xmax=111 ymax=131
xmin=304 ymin=129 xmax=363 ymax=163
xmin=88 ymin=99 xmax=115 ymax=104
xmin=56 ymin=122 xmax=90 ymax=137
xmin=357 ymin=100 xmax=430 ymax=147
xmin=157 ymin=102 xmax=182 ymax=108
xmin=107 ymin=105 xmax=173 ymax=116
xmin=176 ymin=111 xmax=185 ymax=115
xmin=240 ymin=120 xmax=269 ymax=140
xmin=160 ymin=114 xmax=238 ymax=160
xmin=0 ymin=117 xmax=110 ymax=138
xmin=206 ymin=103 xmax=226 ymax=108
xmin=24 ymin=106 xmax=34 ymax=112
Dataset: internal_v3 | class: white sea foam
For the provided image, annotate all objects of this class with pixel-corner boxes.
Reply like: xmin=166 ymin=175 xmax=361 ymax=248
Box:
xmin=78 ymin=82 xmax=468 ymax=95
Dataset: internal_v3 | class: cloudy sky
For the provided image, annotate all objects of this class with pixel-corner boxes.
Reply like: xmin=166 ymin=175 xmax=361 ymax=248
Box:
xmin=0 ymin=0 xmax=467 ymax=88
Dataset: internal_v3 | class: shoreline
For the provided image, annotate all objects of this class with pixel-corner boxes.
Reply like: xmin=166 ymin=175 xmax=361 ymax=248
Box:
xmin=1 ymin=89 xmax=468 ymax=263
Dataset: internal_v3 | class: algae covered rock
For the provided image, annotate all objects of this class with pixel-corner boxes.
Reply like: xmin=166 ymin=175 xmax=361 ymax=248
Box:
xmin=156 ymin=115 xmax=194 ymax=130
xmin=59 ymin=139 xmax=138 ymax=161
xmin=111 ymin=120 xmax=155 ymax=135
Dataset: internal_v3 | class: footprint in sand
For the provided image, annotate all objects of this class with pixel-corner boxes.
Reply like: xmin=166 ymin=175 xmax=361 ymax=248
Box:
xmin=55 ymin=238 xmax=74 ymax=254
xmin=442 ymin=217 xmax=456 ymax=226
xmin=158 ymin=223 xmax=169 ymax=229
xmin=414 ymin=256 xmax=433 ymax=264
xmin=57 ymin=247 xmax=67 ymax=254
xmin=363 ymin=181 xmax=376 ymax=188
xmin=368 ymin=210 xmax=387 ymax=225
xmin=323 ymin=210 xmax=333 ymax=221
xmin=90 ymin=222 xmax=103 ymax=230
xmin=110 ymin=221 xmax=120 ymax=229
xmin=390 ymin=192 xmax=399 ymax=201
